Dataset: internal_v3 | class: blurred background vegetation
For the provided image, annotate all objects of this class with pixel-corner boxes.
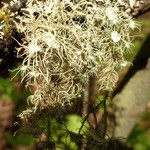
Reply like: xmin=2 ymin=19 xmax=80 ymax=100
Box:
xmin=125 ymin=12 xmax=150 ymax=150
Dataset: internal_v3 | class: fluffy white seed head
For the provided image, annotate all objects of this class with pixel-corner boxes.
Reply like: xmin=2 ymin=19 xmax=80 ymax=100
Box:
xmin=28 ymin=44 xmax=40 ymax=55
xmin=111 ymin=31 xmax=121 ymax=43
xmin=129 ymin=20 xmax=135 ymax=29
xmin=106 ymin=7 xmax=118 ymax=24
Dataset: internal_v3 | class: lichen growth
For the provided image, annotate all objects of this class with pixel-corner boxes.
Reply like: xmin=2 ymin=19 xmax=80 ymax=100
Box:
xmin=0 ymin=7 xmax=13 ymax=39
xmin=13 ymin=0 xmax=139 ymax=118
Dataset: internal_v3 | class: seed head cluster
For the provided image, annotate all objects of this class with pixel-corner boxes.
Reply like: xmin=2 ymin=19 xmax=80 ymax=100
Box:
xmin=14 ymin=0 xmax=139 ymax=118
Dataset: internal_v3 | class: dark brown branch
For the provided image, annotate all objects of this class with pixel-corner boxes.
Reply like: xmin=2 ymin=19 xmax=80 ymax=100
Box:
xmin=130 ymin=0 xmax=150 ymax=17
